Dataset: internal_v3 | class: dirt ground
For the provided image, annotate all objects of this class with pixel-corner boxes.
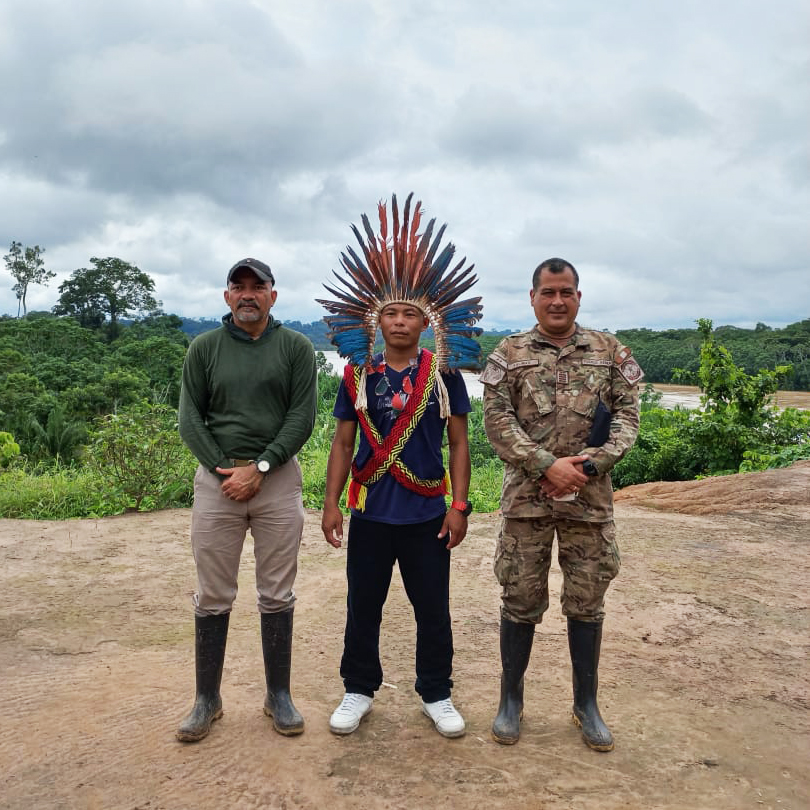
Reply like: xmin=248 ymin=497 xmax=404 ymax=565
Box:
xmin=1 ymin=462 xmax=808 ymax=810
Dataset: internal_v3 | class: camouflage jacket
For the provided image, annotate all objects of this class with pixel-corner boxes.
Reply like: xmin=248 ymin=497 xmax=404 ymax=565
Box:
xmin=481 ymin=325 xmax=641 ymax=522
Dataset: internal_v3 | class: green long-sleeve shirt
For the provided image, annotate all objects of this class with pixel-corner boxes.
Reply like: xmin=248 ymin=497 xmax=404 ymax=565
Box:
xmin=178 ymin=315 xmax=317 ymax=473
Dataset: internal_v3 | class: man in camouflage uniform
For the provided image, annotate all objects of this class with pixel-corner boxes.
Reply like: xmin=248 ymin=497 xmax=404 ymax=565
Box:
xmin=481 ymin=257 xmax=641 ymax=751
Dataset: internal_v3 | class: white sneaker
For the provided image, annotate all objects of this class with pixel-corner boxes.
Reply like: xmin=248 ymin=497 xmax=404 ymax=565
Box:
xmin=422 ymin=697 xmax=466 ymax=738
xmin=329 ymin=693 xmax=373 ymax=734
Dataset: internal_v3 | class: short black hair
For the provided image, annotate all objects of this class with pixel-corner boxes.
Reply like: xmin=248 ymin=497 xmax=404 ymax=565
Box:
xmin=532 ymin=258 xmax=579 ymax=290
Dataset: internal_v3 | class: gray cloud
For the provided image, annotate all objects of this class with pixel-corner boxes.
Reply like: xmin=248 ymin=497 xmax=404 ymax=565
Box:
xmin=1 ymin=0 xmax=807 ymax=332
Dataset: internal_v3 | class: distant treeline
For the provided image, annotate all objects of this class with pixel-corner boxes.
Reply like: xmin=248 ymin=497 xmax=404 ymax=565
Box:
xmin=179 ymin=317 xmax=361 ymax=348
xmin=179 ymin=316 xmax=514 ymax=353
xmin=181 ymin=316 xmax=810 ymax=390
xmin=615 ymin=320 xmax=810 ymax=390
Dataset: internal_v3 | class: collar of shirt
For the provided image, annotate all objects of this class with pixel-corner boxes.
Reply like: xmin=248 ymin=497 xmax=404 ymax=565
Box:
xmin=221 ymin=313 xmax=277 ymax=341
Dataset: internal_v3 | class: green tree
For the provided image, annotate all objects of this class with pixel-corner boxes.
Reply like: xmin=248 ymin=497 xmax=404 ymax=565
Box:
xmin=0 ymin=372 xmax=56 ymax=453
xmin=0 ymin=348 xmax=30 ymax=375
xmin=27 ymin=402 xmax=87 ymax=463
xmin=614 ymin=323 xmax=810 ymax=485
xmin=692 ymin=318 xmax=791 ymax=427
xmin=120 ymin=312 xmax=189 ymax=347
xmin=641 ymin=319 xmax=800 ymax=477
xmin=109 ymin=336 xmax=186 ymax=405
xmin=3 ymin=242 xmax=55 ymax=317
xmin=0 ymin=314 xmax=105 ymax=363
xmin=62 ymin=369 xmax=151 ymax=420
xmin=29 ymin=356 xmax=103 ymax=394
xmin=53 ymin=257 xmax=161 ymax=336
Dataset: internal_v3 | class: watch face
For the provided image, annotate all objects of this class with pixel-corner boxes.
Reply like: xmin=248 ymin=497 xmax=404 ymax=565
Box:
xmin=256 ymin=459 xmax=271 ymax=473
xmin=462 ymin=501 xmax=473 ymax=516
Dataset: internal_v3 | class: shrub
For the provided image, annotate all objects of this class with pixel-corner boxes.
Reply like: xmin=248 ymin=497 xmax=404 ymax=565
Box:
xmin=468 ymin=398 xmax=497 ymax=466
xmin=299 ymin=416 xmax=337 ymax=509
xmin=738 ymin=407 xmax=810 ymax=471
xmin=87 ymin=402 xmax=196 ymax=511
xmin=0 ymin=431 xmax=21 ymax=468
xmin=612 ymin=406 xmax=697 ymax=488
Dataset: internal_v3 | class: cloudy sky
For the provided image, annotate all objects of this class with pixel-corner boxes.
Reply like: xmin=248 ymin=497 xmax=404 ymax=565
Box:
xmin=1 ymin=0 xmax=808 ymax=332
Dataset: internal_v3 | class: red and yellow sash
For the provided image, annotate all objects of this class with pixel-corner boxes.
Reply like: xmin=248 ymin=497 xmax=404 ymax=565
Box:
xmin=344 ymin=349 xmax=449 ymax=510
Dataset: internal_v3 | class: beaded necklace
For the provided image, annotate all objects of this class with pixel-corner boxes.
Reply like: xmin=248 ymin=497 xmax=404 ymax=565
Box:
xmin=373 ymin=350 xmax=421 ymax=413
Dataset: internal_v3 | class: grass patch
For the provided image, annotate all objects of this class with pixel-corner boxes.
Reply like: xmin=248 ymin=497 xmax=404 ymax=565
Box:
xmin=0 ymin=467 xmax=129 ymax=519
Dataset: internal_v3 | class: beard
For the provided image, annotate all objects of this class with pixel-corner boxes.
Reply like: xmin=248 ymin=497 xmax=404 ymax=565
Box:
xmin=235 ymin=305 xmax=264 ymax=323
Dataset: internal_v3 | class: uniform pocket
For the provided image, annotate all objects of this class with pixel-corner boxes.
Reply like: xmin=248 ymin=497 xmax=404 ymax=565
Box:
xmin=599 ymin=521 xmax=620 ymax=580
xmin=520 ymin=371 xmax=554 ymax=416
xmin=494 ymin=519 xmax=520 ymax=586
xmin=572 ymin=368 xmax=611 ymax=418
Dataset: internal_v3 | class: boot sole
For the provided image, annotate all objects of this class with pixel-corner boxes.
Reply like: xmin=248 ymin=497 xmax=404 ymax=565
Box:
xmin=491 ymin=708 xmax=523 ymax=745
xmin=572 ymin=713 xmax=614 ymax=752
xmin=263 ymin=706 xmax=305 ymax=736
xmin=491 ymin=730 xmax=519 ymax=745
xmin=175 ymin=708 xmax=223 ymax=742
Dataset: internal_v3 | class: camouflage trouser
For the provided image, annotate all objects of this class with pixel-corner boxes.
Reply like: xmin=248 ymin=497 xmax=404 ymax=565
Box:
xmin=494 ymin=516 xmax=620 ymax=623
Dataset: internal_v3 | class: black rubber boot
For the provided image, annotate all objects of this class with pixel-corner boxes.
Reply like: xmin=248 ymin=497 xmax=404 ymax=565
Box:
xmin=176 ymin=612 xmax=230 ymax=742
xmin=568 ymin=618 xmax=614 ymax=751
xmin=491 ymin=618 xmax=535 ymax=745
xmin=261 ymin=608 xmax=304 ymax=736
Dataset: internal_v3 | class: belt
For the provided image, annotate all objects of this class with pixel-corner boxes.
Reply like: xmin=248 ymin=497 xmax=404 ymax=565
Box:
xmin=230 ymin=458 xmax=254 ymax=467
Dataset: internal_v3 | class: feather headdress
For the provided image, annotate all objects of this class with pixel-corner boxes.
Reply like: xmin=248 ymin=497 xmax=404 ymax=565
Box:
xmin=317 ymin=192 xmax=483 ymax=373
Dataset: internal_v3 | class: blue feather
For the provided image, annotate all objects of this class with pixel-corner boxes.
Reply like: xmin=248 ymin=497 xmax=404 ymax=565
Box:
xmin=319 ymin=192 xmax=484 ymax=371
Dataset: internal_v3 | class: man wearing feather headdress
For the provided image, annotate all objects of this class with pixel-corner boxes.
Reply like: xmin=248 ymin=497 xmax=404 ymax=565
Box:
xmin=318 ymin=193 xmax=482 ymax=738
xmin=482 ymin=257 xmax=641 ymax=751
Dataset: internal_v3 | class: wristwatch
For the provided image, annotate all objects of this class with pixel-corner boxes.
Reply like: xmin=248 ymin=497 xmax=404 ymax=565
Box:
xmin=582 ymin=460 xmax=599 ymax=477
xmin=253 ymin=459 xmax=271 ymax=474
xmin=451 ymin=500 xmax=473 ymax=517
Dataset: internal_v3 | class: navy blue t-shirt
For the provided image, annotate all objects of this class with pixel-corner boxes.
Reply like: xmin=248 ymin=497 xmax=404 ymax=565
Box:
xmin=333 ymin=352 xmax=471 ymax=525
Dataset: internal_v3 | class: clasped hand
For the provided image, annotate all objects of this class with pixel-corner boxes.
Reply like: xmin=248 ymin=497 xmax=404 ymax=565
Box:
xmin=540 ymin=455 xmax=590 ymax=499
xmin=216 ymin=465 xmax=263 ymax=501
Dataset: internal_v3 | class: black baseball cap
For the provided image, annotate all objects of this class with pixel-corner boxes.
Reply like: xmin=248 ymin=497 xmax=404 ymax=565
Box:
xmin=227 ymin=258 xmax=275 ymax=285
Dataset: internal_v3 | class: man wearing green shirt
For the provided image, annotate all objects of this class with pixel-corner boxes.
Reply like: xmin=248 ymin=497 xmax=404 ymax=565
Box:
xmin=176 ymin=257 xmax=317 ymax=742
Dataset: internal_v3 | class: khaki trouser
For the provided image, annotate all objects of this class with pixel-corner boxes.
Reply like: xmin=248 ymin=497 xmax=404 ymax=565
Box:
xmin=495 ymin=516 xmax=620 ymax=623
xmin=190 ymin=459 xmax=304 ymax=616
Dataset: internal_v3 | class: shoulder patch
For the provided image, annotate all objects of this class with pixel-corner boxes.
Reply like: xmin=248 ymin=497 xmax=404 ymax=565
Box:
xmin=487 ymin=351 xmax=507 ymax=369
xmin=479 ymin=360 xmax=506 ymax=386
xmin=617 ymin=357 xmax=644 ymax=385
xmin=614 ymin=346 xmax=632 ymax=364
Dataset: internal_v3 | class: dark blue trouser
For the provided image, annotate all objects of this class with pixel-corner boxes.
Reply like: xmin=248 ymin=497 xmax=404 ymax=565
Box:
xmin=340 ymin=514 xmax=454 ymax=703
